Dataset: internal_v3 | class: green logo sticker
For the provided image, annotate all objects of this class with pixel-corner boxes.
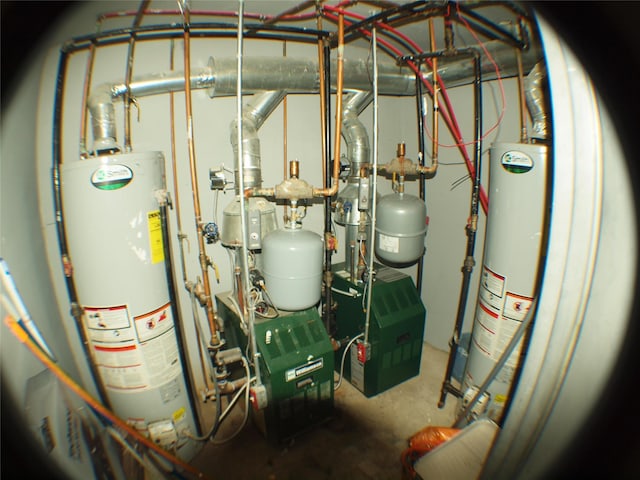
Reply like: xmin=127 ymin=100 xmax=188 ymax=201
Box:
xmin=91 ymin=165 xmax=133 ymax=190
xmin=501 ymin=150 xmax=534 ymax=174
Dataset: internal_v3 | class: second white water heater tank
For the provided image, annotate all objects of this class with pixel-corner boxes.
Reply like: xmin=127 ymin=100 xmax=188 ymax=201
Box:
xmin=375 ymin=192 xmax=427 ymax=265
xmin=262 ymin=225 xmax=323 ymax=311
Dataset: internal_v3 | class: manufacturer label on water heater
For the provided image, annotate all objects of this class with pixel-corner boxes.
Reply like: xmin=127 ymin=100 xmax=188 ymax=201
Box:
xmin=91 ymin=164 xmax=133 ymax=190
xmin=501 ymin=150 xmax=533 ymax=174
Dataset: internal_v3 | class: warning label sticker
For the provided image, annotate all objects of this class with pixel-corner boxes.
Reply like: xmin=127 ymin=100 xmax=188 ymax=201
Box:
xmin=134 ymin=303 xmax=173 ymax=343
xmin=503 ymin=292 xmax=533 ymax=321
xmin=135 ymin=304 xmax=182 ymax=390
xmin=147 ymin=210 xmax=164 ymax=264
xmin=473 ymin=301 xmax=499 ymax=357
xmin=85 ymin=305 xmax=135 ymax=343
xmin=140 ymin=328 xmax=182 ymax=390
xmin=378 ymin=233 xmax=399 ymax=253
xmin=472 ymin=264 xmax=532 ymax=373
xmin=480 ymin=266 xmax=505 ymax=298
xmin=86 ymin=303 xmax=182 ymax=393
xmin=85 ymin=305 xmax=130 ymax=330
xmin=93 ymin=343 xmax=149 ymax=391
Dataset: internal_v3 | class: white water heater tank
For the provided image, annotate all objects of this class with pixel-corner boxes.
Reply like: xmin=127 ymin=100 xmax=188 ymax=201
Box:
xmin=461 ymin=142 xmax=548 ymax=423
xmin=61 ymin=151 xmax=199 ymax=459
xmin=375 ymin=192 xmax=427 ymax=265
xmin=262 ymin=224 xmax=323 ymax=311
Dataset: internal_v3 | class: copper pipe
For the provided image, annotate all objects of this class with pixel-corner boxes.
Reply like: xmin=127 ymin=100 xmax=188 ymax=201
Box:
xmin=183 ymin=8 xmax=220 ymax=346
xmin=123 ymin=38 xmax=135 ymax=151
xmin=234 ymin=266 xmax=245 ymax=316
xmin=79 ymin=41 xmax=97 ymax=158
xmin=313 ymin=13 xmax=345 ymax=197
xmin=290 ymin=160 xmax=300 ymax=179
xmin=218 ymin=376 xmax=248 ymax=395
xmin=169 ymin=38 xmax=182 ymax=239
xmin=422 ymin=17 xmax=439 ymax=177
xmin=169 ymin=39 xmax=190 ymax=289
xmin=245 ymin=187 xmax=275 ymax=198
xmin=123 ymin=0 xmax=150 ymax=152
xmin=516 ymin=47 xmax=528 ymax=143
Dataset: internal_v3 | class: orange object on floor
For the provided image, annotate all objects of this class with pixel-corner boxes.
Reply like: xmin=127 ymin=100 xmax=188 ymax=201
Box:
xmin=401 ymin=426 xmax=461 ymax=479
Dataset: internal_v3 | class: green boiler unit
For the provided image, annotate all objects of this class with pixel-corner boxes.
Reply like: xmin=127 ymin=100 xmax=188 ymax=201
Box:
xmin=332 ymin=263 xmax=426 ymax=397
xmin=216 ymin=293 xmax=334 ymax=443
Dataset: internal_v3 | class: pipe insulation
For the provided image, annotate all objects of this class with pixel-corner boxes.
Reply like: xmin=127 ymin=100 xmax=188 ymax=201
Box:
xmin=88 ymin=39 xmax=542 ymax=151
xmin=524 ymin=61 xmax=549 ymax=141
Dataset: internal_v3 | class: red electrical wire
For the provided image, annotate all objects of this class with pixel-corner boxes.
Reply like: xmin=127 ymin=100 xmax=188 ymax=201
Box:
xmin=454 ymin=2 xmax=507 ymax=141
xmin=322 ymin=5 xmax=489 ymax=213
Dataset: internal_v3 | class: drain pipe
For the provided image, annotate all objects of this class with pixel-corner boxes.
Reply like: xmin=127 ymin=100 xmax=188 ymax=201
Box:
xmin=181 ymin=6 xmax=221 ymax=349
xmin=235 ymin=0 xmax=263 ymax=389
xmin=438 ymin=49 xmax=483 ymax=408
xmin=362 ymin=24 xmax=380 ymax=355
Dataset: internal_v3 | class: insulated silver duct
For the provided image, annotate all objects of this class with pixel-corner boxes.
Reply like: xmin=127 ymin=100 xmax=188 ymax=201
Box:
xmin=342 ymin=91 xmax=373 ymax=174
xmin=525 ymin=62 xmax=549 ymax=140
xmin=335 ymin=91 xmax=373 ymax=279
xmin=230 ymin=90 xmax=286 ymax=191
xmin=87 ymin=39 xmax=543 ymax=151
xmin=87 ymin=84 xmax=119 ymax=152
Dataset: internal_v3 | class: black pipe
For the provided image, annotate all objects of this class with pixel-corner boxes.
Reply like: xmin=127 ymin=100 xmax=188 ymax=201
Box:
xmin=323 ymin=42 xmax=335 ymax=336
xmin=66 ymin=30 xmax=326 ymax=54
xmin=415 ymin=74 xmax=426 ymax=294
xmin=438 ymin=50 xmax=482 ymax=408
xmin=340 ymin=1 xmax=446 ymax=40
xmin=456 ymin=4 xmax=525 ymax=49
xmin=462 ymin=0 xmax=531 ymax=20
xmin=66 ymin=21 xmax=330 ymax=52
xmin=51 ymin=48 xmax=112 ymax=408
xmin=158 ymin=204 xmax=204 ymax=436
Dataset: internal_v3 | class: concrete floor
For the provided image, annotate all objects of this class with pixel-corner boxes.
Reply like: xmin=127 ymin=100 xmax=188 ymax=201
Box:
xmin=190 ymin=343 xmax=458 ymax=480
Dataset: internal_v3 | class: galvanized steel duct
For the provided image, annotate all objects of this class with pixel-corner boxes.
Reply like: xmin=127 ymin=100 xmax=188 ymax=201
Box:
xmin=525 ymin=61 xmax=549 ymax=140
xmin=342 ymin=90 xmax=372 ymax=175
xmin=230 ymin=90 xmax=287 ymax=192
xmin=87 ymin=39 xmax=542 ymax=151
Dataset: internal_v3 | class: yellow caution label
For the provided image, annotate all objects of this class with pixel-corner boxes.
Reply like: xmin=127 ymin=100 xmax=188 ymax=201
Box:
xmin=494 ymin=394 xmax=507 ymax=404
xmin=148 ymin=211 xmax=164 ymax=264
xmin=172 ymin=406 xmax=186 ymax=423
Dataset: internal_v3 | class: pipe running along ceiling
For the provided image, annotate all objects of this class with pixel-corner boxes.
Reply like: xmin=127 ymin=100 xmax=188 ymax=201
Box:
xmin=89 ymin=40 xmax=543 ymax=152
